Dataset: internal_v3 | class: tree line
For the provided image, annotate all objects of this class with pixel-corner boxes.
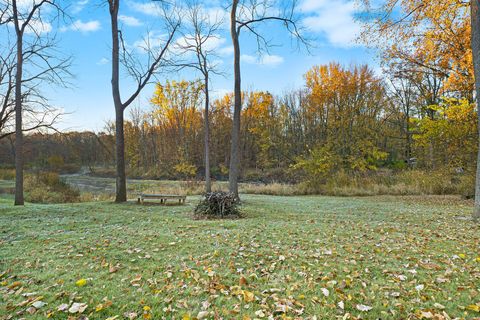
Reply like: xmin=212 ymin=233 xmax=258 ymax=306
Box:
xmin=0 ymin=63 xmax=477 ymax=183
xmin=1 ymin=0 xmax=480 ymax=221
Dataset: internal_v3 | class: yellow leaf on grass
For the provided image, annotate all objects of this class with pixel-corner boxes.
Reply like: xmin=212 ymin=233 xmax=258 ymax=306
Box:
xmin=467 ymin=304 xmax=480 ymax=312
xmin=243 ymin=290 xmax=255 ymax=302
xmin=458 ymin=254 xmax=466 ymax=259
xmin=143 ymin=306 xmax=151 ymax=312
xmin=75 ymin=279 xmax=87 ymax=287
xmin=182 ymin=314 xmax=191 ymax=320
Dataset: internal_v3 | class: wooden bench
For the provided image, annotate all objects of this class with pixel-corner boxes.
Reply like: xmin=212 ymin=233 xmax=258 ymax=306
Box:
xmin=137 ymin=193 xmax=186 ymax=205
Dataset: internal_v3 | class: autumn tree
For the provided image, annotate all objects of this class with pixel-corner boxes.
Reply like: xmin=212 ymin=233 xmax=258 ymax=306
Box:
xmin=228 ymin=0 xmax=307 ymax=198
xmin=149 ymin=80 xmax=203 ymax=176
xmin=361 ymin=0 xmax=480 ymax=218
xmin=414 ymin=98 xmax=477 ymax=169
xmin=294 ymin=63 xmax=389 ymax=186
xmin=107 ymin=0 xmax=179 ymax=202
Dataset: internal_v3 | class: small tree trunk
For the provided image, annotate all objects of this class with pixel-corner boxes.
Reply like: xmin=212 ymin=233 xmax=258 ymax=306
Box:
xmin=204 ymin=76 xmax=211 ymax=193
xmin=471 ymin=0 xmax=480 ymax=221
xmin=229 ymin=0 xmax=241 ymax=199
xmin=13 ymin=0 xmax=24 ymax=206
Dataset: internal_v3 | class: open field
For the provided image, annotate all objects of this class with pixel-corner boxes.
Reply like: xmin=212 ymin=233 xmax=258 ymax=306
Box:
xmin=1 ymin=194 xmax=479 ymax=319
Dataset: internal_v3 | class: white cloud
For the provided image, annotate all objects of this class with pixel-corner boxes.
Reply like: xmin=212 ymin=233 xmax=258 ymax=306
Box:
xmin=261 ymin=55 xmax=284 ymax=66
xmin=241 ymin=54 xmax=284 ymax=67
xmin=301 ymin=0 xmax=361 ymax=47
xmin=241 ymin=54 xmax=257 ymax=64
xmin=174 ymin=34 xmax=228 ymax=55
xmin=133 ymin=31 xmax=167 ymax=53
xmin=129 ymin=1 xmax=163 ymax=17
xmin=97 ymin=58 xmax=109 ymax=65
xmin=218 ymin=46 xmax=234 ymax=56
xmin=300 ymin=0 xmax=330 ymax=12
xmin=62 ymin=20 xmax=100 ymax=33
xmin=119 ymin=15 xmax=143 ymax=27
xmin=72 ymin=0 xmax=89 ymax=14
xmin=25 ymin=19 xmax=52 ymax=34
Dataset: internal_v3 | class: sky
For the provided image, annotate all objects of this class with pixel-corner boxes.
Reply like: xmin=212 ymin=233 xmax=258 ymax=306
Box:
xmin=10 ymin=0 xmax=379 ymax=131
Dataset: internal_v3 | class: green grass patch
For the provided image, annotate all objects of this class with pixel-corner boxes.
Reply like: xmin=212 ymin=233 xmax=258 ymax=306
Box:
xmin=0 ymin=195 xmax=479 ymax=319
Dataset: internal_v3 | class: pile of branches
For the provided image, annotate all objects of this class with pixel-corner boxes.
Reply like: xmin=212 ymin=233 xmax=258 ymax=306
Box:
xmin=194 ymin=192 xmax=241 ymax=219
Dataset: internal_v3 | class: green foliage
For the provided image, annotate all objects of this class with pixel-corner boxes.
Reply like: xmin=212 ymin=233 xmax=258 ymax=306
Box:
xmin=413 ymin=98 xmax=477 ymax=169
xmin=293 ymin=146 xmax=339 ymax=183
xmin=293 ymin=143 xmax=387 ymax=190
xmin=25 ymin=172 xmax=80 ymax=203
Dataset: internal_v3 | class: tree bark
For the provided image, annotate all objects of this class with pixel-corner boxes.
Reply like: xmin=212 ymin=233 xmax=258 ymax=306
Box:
xmin=471 ymin=0 xmax=480 ymax=221
xmin=13 ymin=0 xmax=24 ymax=206
xmin=109 ymin=0 xmax=127 ymax=202
xmin=229 ymin=0 xmax=241 ymax=199
xmin=204 ymin=74 xmax=211 ymax=193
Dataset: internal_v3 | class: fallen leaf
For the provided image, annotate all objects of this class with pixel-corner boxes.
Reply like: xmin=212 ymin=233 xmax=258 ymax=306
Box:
xmin=243 ymin=290 xmax=255 ymax=302
xmin=75 ymin=279 xmax=87 ymax=287
xmin=321 ymin=288 xmax=329 ymax=297
xmin=32 ymin=301 xmax=46 ymax=309
xmin=57 ymin=303 xmax=69 ymax=312
xmin=356 ymin=304 xmax=372 ymax=312
xmin=69 ymin=302 xmax=88 ymax=314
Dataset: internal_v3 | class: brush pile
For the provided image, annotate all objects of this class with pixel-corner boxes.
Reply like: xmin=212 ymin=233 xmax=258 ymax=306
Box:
xmin=194 ymin=192 xmax=241 ymax=219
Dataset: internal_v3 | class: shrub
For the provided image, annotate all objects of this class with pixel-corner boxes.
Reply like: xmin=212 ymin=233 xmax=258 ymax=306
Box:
xmin=25 ymin=172 xmax=80 ymax=203
xmin=194 ymin=192 xmax=241 ymax=219
xmin=0 ymin=168 xmax=15 ymax=180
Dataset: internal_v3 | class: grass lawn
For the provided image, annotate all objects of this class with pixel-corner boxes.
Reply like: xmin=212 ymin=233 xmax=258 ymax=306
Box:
xmin=1 ymin=195 xmax=479 ymax=319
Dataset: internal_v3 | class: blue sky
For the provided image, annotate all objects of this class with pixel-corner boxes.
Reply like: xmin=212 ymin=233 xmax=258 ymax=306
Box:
xmin=22 ymin=0 xmax=379 ymax=131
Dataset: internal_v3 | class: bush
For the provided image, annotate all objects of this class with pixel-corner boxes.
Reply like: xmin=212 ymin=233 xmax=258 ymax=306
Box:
xmin=194 ymin=192 xmax=241 ymax=219
xmin=25 ymin=172 xmax=80 ymax=203
xmin=0 ymin=168 xmax=15 ymax=180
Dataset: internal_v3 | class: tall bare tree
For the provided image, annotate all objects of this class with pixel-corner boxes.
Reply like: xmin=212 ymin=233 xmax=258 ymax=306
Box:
xmin=228 ymin=0 xmax=307 ymax=198
xmin=107 ymin=0 xmax=180 ymax=202
xmin=1 ymin=0 xmax=71 ymax=205
xmin=0 ymin=44 xmax=63 ymax=140
xmin=471 ymin=0 xmax=480 ymax=221
xmin=175 ymin=2 xmax=224 ymax=193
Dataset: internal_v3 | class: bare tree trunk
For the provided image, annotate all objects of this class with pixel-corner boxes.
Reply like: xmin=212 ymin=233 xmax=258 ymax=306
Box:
xmin=115 ymin=107 xmax=127 ymax=201
xmin=471 ymin=0 xmax=480 ymax=221
xmin=109 ymin=0 xmax=127 ymax=202
xmin=229 ymin=0 xmax=241 ymax=199
xmin=13 ymin=0 xmax=24 ymax=206
xmin=204 ymin=76 xmax=211 ymax=193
